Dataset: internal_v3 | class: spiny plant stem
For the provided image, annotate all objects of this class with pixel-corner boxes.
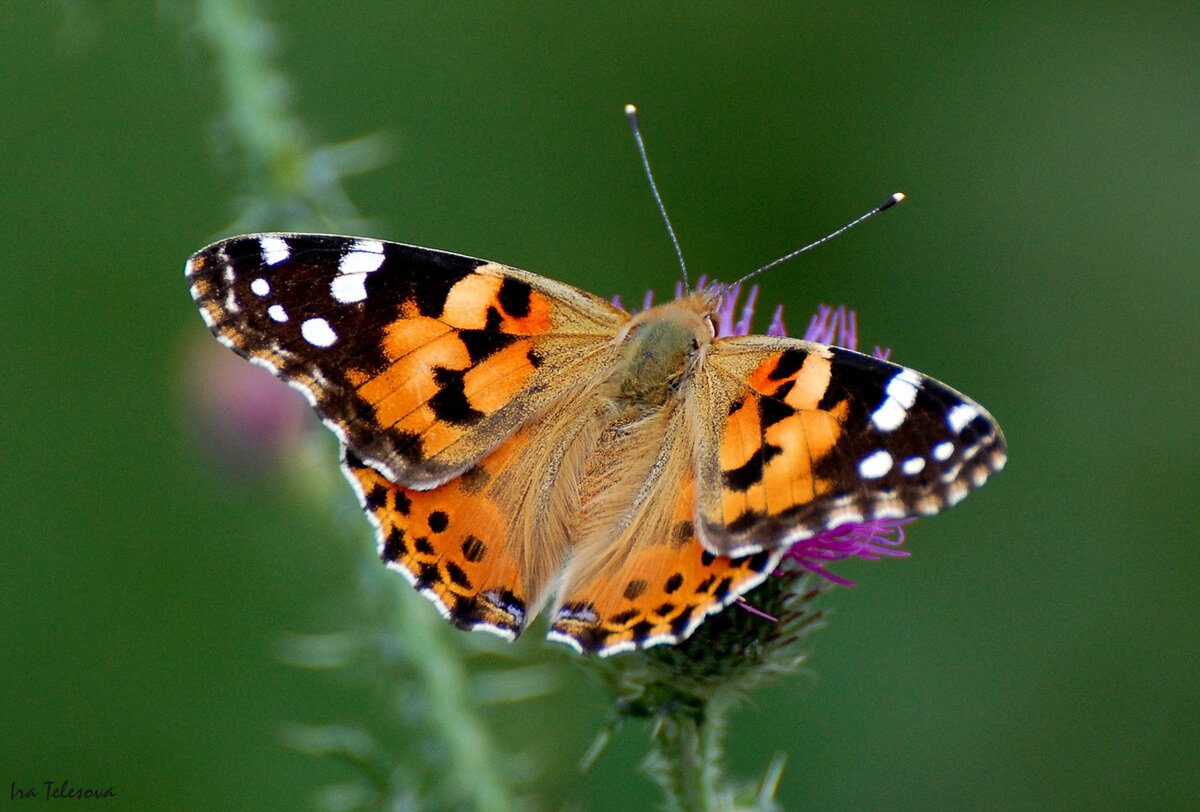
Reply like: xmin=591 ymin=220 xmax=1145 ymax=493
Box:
xmin=645 ymin=693 xmax=737 ymax=812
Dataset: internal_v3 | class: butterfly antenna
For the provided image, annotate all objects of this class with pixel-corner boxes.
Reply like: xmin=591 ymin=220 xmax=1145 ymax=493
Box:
xmin=732 ymin=192 xmax=906 ymax=288
xmin=625 ymin=104 xmax=690 ymax=292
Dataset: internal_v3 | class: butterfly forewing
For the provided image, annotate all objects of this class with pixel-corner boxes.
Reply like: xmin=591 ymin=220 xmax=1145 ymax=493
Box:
xmin=187 ymin=234 xmax=626 ymax=488
xmin=694 ymin=337 xmax=1007 ymax=557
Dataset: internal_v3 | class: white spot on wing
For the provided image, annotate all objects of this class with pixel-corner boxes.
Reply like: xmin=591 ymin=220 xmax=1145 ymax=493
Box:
xmin=330 ymin=274 xmax=368 ymax=304
xmin=267 ymin=304 xmax=288 ymax=322
xmin=339 ymin=240 xmax=386 ymax=275
xmin=301 ymin=317 xmax=337 ymax=347
xmin=545 ymin=630 xmax=585 ymax=655
xmin=933 ymin=441 xmax=954 ymax=461
xmin=250 ymin=277 xmax=271 ymax=297
xmin=941 ymin=462 xmax=963 ymax=482
xmin=472 ymin=624 xmax=519 ymax=642
xmin=901 ymin=456 xmax=926 ymax=475
xmin=260 ymin=236 xmax=290 ymax=265
xmin=858 ymin=449 xmax=893 ymax=479
xmin=947 ymin=402 xmax=981 ymax=434
xmin=915 ymin=495 xmax=942 ymax=514
xmin=872 ymin=502 xmax=907 ymax=520
xmin=871 ymin=368 xmax=922 ymax=432
xmin=870 ymin=399 xmax=907 ymax=433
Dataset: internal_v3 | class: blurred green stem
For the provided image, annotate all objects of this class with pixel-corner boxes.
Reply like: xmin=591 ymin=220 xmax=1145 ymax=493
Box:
xmin=396 ymin=583 xmax=515 ymax=812
xmin=193 ymin=0 xmax=374 ymax=230
xmin=196 ymin=0 xmax=300 ymax=196
xmin=191 ymin=1 xmax=515 ymax=808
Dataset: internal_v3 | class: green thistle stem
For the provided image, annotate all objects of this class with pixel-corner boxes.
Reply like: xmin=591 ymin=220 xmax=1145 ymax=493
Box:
xmin=645 ymin=694 xmax=734 ymax=812
xmin=195 ymin=0 xmax=300 ymax=191
xmin=596 ymin=573 xmax=827 ymax=810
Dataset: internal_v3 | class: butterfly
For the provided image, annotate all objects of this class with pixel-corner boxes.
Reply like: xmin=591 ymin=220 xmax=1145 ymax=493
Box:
xmin=186 ymin=233 xmax=1006 ymax=655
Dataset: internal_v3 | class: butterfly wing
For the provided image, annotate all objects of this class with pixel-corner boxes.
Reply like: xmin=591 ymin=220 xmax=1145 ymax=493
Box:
xmin=694 ymin=337 xmax=1007 ymax=557
xmin=548 ymin=466 xmax=780 ymax=656
xmin=342 ymin=436 xmax=535 ymax=640
xmin=187 ymin=234 xmax=626 ymax=488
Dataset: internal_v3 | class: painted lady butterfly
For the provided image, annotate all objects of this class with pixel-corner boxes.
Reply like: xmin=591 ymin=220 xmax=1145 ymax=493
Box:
xmin=187 ymin=226 xmax=1006 ymax=655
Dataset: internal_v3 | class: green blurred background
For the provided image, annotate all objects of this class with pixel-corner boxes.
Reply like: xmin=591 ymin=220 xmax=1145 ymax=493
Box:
xmin=3 ymin=2 xmax=1197 ymax=809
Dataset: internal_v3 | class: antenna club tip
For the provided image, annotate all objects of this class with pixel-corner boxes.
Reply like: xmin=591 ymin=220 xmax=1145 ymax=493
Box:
xmin=892 ymin=192 xmax=906 ymax=203
xmin=879 ymin=191 xmax=906 ymax=211
xmin=624 ymin=103 xmax=638 ymax=116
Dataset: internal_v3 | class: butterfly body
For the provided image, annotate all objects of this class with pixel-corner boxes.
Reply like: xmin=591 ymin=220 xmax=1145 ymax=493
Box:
xmin=188 ymin=233 xmax=1005 ymax=655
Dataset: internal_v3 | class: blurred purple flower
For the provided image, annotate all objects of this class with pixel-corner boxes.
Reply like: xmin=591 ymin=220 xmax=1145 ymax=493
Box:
xmin=183 ymin=339 xmax=311 ymax=477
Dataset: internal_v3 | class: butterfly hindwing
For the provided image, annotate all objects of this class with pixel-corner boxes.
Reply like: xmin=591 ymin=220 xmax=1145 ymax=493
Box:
xmin=187 ymin=234 xmax=626 ymax=488
xmin=548 ymin=469 xmax=781 ymax=655
xmin=343 ymin=440 xmax=532 ymax=639
xmin=695 ymin=337 xmax=1006 ymax=557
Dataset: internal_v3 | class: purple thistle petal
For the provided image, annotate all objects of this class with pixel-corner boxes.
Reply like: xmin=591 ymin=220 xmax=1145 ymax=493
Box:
xmin=707 ymin=282 xmax=766 ymax=338
xmin=803 ymin=304 xmax=857 ymax=350
xmin=611 ymin=293 xmax=623 ymax=310
xmin=734 ymin=597 xmax=779 ymax=623
xmin=803 ymin=304 xmax=833 ymax=345
xmin=735 ymin=285 xmax=759 ymax=336
xmin=780 ymin=518 xmax=914 ymax=586
xmin=711 ymin=283 xmax=739 ymax=337
xmin=767 ymin=304 xmax=787 ymax=337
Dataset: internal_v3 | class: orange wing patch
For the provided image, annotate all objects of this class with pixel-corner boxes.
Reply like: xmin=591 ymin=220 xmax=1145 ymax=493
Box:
xmin=696 ymin=343 xmax=852 ymax=557
xmin=351 ymin=313 xmax=544 ymax=463
xmin=548 ymin=473 xmax=779 ymax=655
xmin=346 ymin=267 xmax=615 ymax=487
xmin=439 ymin=266 xmax=555 ymax=334
xmin=342 ymin=435 xmax=537 ymax=639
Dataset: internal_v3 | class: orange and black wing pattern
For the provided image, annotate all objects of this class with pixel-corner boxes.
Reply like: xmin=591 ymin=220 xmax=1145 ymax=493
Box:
xmin=694 ymin=337 xmax=1007 ymax=557
xmin=187 ymin=234 xmax=625 ymax=488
